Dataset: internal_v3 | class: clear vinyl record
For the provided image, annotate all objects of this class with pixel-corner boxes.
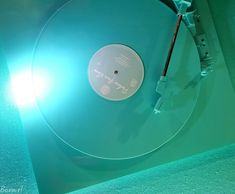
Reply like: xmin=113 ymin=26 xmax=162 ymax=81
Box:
xmin=32 ymin=0 xmax=200 ymax=160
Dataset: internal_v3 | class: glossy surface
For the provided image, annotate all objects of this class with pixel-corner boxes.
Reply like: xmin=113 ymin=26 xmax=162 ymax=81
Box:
xmin=32 ymin=0 xmax=200 ymax=159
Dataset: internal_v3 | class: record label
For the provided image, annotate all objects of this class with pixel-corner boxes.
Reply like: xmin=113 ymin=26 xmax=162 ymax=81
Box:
xmin=88 ymin=44 xmax=144 ymax=101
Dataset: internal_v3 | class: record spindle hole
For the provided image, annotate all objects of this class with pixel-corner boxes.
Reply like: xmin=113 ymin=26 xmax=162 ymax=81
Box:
xmin=114 ymin=70 xmax=119 ymax=75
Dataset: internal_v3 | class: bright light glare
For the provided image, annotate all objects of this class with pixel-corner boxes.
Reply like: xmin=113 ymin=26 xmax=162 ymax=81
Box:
xmin=10 ymin=70 xmax=49 ymax=107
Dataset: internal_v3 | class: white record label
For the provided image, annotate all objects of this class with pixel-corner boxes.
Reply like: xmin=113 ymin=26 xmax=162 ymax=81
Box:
xmin=88 ymin=44 xmax=144 ymax=101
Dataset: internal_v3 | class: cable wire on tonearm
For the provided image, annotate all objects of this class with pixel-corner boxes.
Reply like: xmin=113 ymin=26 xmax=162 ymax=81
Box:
xmin=154 ymin=0 xmax=192 ymax=114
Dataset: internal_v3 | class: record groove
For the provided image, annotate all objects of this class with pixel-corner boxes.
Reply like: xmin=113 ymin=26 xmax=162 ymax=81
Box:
xmin=32 ymin=0 xmax=201 ymax=160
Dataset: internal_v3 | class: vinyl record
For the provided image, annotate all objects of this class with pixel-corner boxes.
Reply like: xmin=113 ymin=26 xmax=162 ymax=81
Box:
xmin=32 ymin=0 xmax=200 ymax=160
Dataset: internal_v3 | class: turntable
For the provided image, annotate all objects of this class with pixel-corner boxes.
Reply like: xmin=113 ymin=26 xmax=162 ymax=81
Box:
xmin=1 ymin=0 xmax=235 ymax=193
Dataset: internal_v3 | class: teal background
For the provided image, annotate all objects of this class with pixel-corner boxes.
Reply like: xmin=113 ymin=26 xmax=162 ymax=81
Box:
xmin=72 ymin=144 xmax=235 ymax=194
xmin=0 ymin=46 xmax=38 ymax=193
xmin=0 ymin=0 xmax=235 ymax=193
